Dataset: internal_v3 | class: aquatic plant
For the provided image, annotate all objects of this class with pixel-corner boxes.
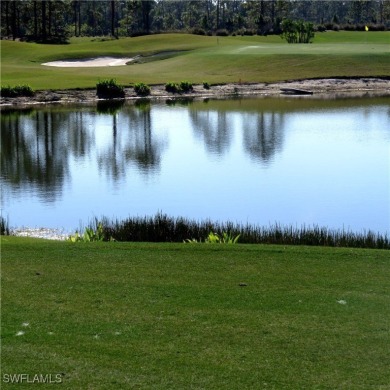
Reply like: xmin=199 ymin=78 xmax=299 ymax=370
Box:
xmin=165 ymin=82 xmax=180 ymax=93
xmin=81 ymin=213 xmax=389 ymax=249
xmin=205 ymin=232 xmax=240 ymax=244
xmin=184 ymin=232 xmax=240 ymax=244
xmin=1 ymin=85 xmax=34 ymax=98
xmin=179 ymin=81 xmax=193 ymax=92
xmin=165 ymin=81 xmax=193 ymax=94
xmin=68 ymin=222 xmax=104 ymax=242
xmin=134 ymin=82 xmax=151 ymax=97
xmin=96 ymin=79 xmax=125 ymax=99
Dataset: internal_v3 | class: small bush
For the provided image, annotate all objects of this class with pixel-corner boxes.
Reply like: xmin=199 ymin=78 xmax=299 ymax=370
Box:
xmin=179 ymin=81 xmax=193 ymax=92
xmin=280 ymin=19 xmax=315 ymax=43
xmin=96 ymin=79 xmax=125 ymax=99
xmin=134 ymin=82 xmax=151 ymax=97
xmin=68 ymin=222 xmax=105 ymax=242
xmin=191 ymin=27 xmax=206 ymax=36
xmin=205 ymin=232 xmax=240 ymax=244
xmin=237 ymin=29 xmax=256 ymax=36
xmin=1 ymin=85 xmax=34 ymax=98
xmin=316 ymin=25 xmax=327 ymax=32
xmin=203 ymin=81 xmax=210 ymax=90
xmin=165 ymin=81 xmax=193 ymax=94
xmin=165 ymin=82 xmax=180 ymax=93
xmin=216 ymin=29 xmax=229 ymax=36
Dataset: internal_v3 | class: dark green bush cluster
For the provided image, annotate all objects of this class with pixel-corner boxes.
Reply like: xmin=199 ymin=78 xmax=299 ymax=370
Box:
xmin=165 ymin=81 xmax=193 ymax=94
xmin=281 ymin=19 xmax=315 ymax=43
xmin=203 ymin=81 xmax=210 ymax=90
xmin=96 ymin=79 xmax=125 ymax=99
xmin=165 ymin=82 xmax=180 ymax=93
xmin=85 ymin=213 xmax=390 ymax=249
xmin=179 ymin=81 xmax=193 ymax=92
xmin=134 ymin=82 xmax=151 ymax=96
xmin=190 ymin=27 xmax=207 ymax=36
xmin=1 ymin=85 xmax=34 ymax=98
xmin=216 ymin=29 xmax=229 ymax=36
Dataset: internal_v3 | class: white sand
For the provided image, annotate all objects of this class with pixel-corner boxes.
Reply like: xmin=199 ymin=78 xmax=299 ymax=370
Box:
xmin=42 ymin=57 xmax=134 ymax=67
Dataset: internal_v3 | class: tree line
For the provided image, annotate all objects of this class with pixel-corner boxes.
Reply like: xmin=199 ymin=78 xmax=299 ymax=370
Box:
xmin=1 ymin=0 xmax=389 ymax=42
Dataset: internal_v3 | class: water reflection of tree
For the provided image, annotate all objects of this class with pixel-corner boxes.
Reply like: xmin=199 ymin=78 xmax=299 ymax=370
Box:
xmin=242 ymin=112 xmax=284 ymax=164
xmin=188 ymin=106 xmax=285 ymax=164
xmin=189 ymin=110 xmax=232 ymax=155
xmin=97 ymin=102 xmax=164 ymax=182
xmin=1 ymin=109 xmax=78 ymax=202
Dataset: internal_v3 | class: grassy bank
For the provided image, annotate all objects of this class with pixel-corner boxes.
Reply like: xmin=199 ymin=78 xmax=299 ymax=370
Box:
xmin=1 ymin=32 xmax=389 ymax=89
xmin=2 ymin=236 xmax=390 ymax=389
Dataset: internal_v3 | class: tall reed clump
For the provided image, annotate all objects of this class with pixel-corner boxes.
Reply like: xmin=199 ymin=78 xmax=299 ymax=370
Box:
xmin=86 ymin=213 xmax=389 ymax=249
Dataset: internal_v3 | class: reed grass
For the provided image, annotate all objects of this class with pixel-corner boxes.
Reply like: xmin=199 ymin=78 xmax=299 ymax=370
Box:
xmin=87 ymin=213 xmax=389 ymax=249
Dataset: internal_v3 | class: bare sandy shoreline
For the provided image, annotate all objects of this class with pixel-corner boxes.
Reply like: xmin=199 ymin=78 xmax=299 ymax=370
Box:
xmin=1 ymin=78 xmax=389 ymax=107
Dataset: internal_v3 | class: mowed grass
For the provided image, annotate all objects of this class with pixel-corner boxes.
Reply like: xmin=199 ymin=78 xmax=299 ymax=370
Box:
xmin=1 ymin=236 xmax=390 ymax=389
xmin=1 ymin=32 xmax=389 ymax=89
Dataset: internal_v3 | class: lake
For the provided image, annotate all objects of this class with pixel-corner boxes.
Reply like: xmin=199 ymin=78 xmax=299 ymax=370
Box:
xmin=1 ymin=95 xmax=389 ymax=235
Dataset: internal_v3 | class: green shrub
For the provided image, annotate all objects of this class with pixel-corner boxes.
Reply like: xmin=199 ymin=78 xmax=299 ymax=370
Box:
xmin=134 ymin=82 xmax=151 ymax=97
xmin=191 ymin=27 xmax=206 ymax=36
xmin=280 ymin=19 xmax=315 ymax=43
xmin=165 ymin=81 xmax=194 ymax=94
xmin=216 ymin=29 xmax=229 ymax=36
xmin=203 ymin=81 xmax=210 ymax=90
xmin=1 ymin=85 xmax=34 ymax=98
xmin=96 ymin=79 xmax=125 ymax=99
xmin=165 ymin=82 xmax=180 ymax=93
xmin=179 ymin=81 xmax=193 ymax=92
xmin=68 ymin=222 xmax=105 ymax=242
xmin=205 ymin=232 xmax=240 ymax=244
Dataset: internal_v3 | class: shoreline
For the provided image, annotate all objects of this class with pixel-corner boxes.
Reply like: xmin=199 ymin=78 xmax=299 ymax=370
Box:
xmin=1 ymin=77 xmax=389 ymax=107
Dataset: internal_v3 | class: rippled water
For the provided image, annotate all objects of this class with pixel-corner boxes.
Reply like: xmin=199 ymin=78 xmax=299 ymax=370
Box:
xmin=1 ymin=96 xmax=389 ymax=234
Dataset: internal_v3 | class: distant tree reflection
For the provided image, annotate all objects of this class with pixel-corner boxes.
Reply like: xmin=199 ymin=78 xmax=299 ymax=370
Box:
xmin=1 ymin=109 xmax=76 ymax=202
xmin=189 ymin=110 xmax=232 ymax=156
xmin=188 ymin=103 xmax=285 ymax=164
xmin=1 ymin=100 xmax=286 ymax=205
xmin=97 ymin=101 xmax=165 ymax=182
xmin=242 ymin=111 xmax=284 ymax=164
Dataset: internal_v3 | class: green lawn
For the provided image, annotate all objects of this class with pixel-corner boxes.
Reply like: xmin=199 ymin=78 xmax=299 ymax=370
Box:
xmin=1 ymin=237 xmax=389 ymax=389
xmin=1 ymin=32 xmax=389 ymax=89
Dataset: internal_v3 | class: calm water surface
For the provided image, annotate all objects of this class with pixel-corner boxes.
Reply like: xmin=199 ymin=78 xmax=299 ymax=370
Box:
xmin=1 ymin=96 xmax=389 ymax=234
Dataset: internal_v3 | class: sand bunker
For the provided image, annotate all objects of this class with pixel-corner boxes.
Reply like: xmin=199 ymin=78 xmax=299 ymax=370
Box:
xmin=42 ymin=57 xmax=133 ymax=67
